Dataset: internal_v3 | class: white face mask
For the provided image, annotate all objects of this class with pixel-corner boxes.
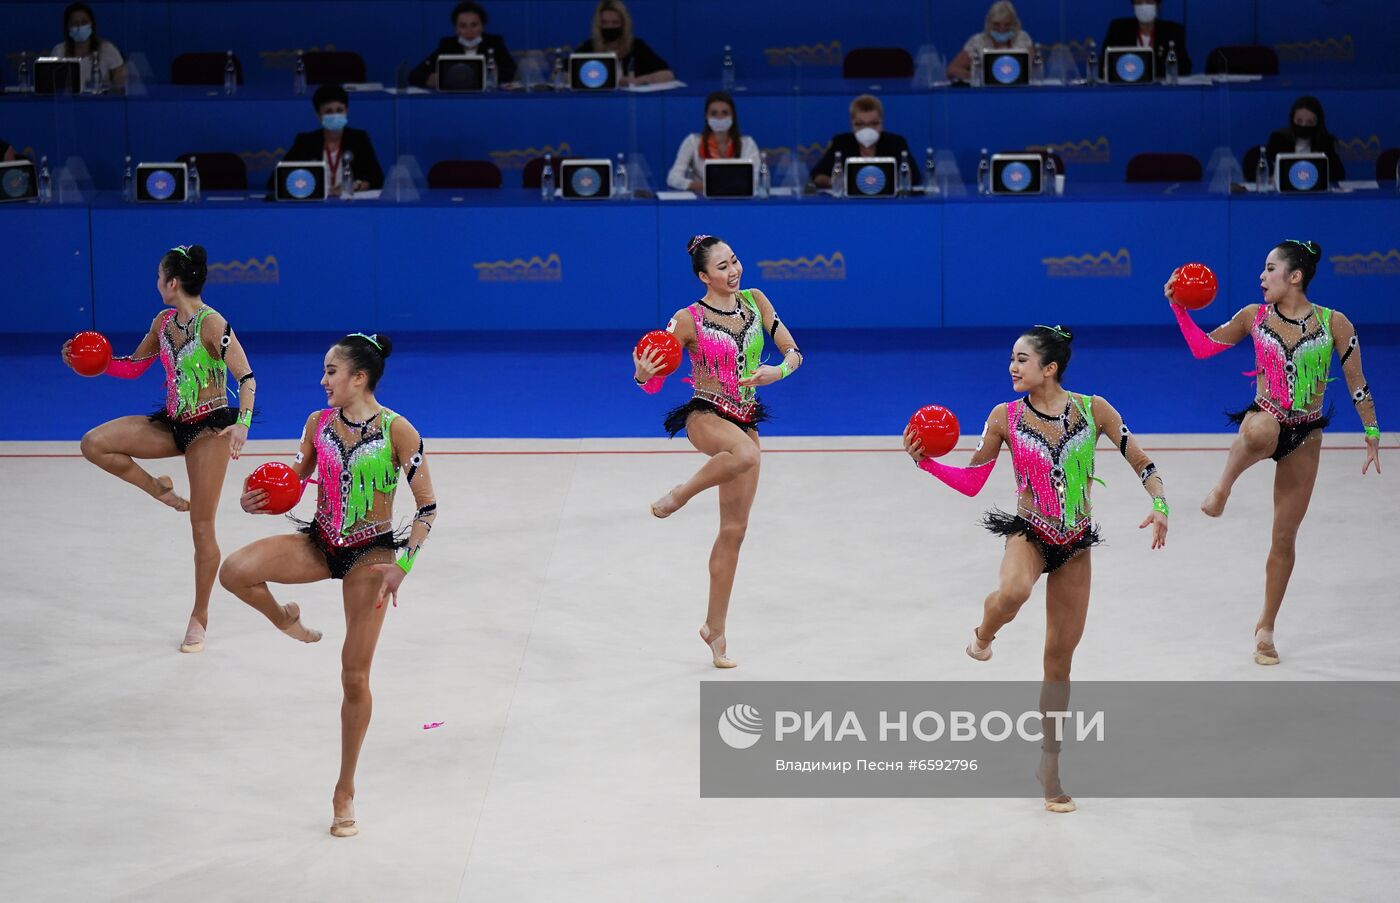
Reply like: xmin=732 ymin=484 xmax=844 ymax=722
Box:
xmin=707 ymin=117 xmax=733 ymax=133
xmin=459 ymin=36 xmax=482 ymax=49
xmin=1134 ymin=3 xmax=1157 ymax=24
xmin=854 ymin=127 xmax=880 ymax=148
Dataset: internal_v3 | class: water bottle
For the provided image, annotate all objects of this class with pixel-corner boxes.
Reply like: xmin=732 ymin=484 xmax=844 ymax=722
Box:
xmin=1086 ymin=42 xmax=1098 ymax=86
xmin=1031 ymin=46 xmax=1045 ymax=85
xmin=1395 ymin=155 xmax=1400 ymax=194
xmin=293 ymin=51 xmax=307 ymax=95
xmin=831 ymin=151 xmax=844 ymax=198
xmin=614 ymin=153 xmax=629 ymax=199
xmin=121 ymin=156 xmax=134 ymax=202
xmin=38 ymin=156 xmax=52 ymax=203
xmin=924 ymin=146 xmax=936 ymax=195
xmin=970 ymin=49 xmax=983 ymax=87
xmin=187 ymin=156 xmax=201 ymax=202
xmin=551 ymin=48 xmax=567 ymax=90
xmin=18 ymin=53 xmax=30 ymax=93
xmin=977 ymin=147 xmax=991 ymax=195
xmin=757 ymin=153 xmax=770 ymax=200
xmin=89 ymin=50 xmax=103 ymax=93
xmin=898 ymin=150 xmax=911 ymax=196
xmin=1165 ymin=41 xmax=1179 ymax=85
xmin=721 ymin=45 xmax=736 ymax=91
xmin=340 ymin=150 xmax=355 ymax=200
xmin=1043 ymin=154 xmax=1057 ymax=195
xmin=541 ymin=153 xmax=555 ymax=201
xmin=485 ymin=49 xmax=498 ymax=91
xmin=223 ymin=51 xmax=237 ymax=95
xmin=1255 ymin=146 xmax=1269 ymax=193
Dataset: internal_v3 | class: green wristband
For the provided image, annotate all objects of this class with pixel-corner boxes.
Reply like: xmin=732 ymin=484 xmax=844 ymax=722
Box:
xmin=779 ymin=361 xmax=792 ymax=379
xmin=236 ymin=408 xmax=253 ymax=427
xmin=1365 ymin=425 xmax=1381 ymax=440
xmin=396 ymin=549 xmax=418 ymax=575
xmin=1152 ymin=497 xmax=1170 ymax=517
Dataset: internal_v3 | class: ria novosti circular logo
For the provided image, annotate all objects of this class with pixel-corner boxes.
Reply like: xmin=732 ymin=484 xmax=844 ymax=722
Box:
xmin=717 ymin=704 xmax=763 ymax=749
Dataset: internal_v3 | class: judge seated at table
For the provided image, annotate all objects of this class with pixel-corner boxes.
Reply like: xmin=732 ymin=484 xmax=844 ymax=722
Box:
xmin=810 ymin=94 xmax=921 ymax=190
xmin=1 ymin=139 xmax=18 ymax=162
xmin=1263 ymin=95 xmax=1346 ymax=187
xmin=279 ymin=85 xmax=384 ymax=192
xmin=1100 ymin=0 xmax=1191 ymax=77
xmin=409 ymin=1 xmax=518 ymax=88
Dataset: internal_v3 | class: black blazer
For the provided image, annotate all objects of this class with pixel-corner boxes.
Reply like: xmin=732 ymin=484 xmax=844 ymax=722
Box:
xmin=1100 ymin=18 xmax=1192 ymax=77
xmin=1265 ymin=128 xmax=1346 ymax=186
xmin=280 ymin=127 xmax=384 ymax=190
xmin=409 ymin=33 xmax=518 ymax=87
xmin=811 ymin=131 xmax=922 ymax=186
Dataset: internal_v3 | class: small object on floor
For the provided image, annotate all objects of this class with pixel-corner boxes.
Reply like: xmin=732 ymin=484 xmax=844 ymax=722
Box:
xmin=423 ymin=721 xmax=444 ymax=730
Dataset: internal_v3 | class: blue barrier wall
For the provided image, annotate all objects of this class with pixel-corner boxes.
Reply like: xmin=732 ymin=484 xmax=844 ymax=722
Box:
xmin=4 ymin=0 xmax=1399 ymax=90
xmin=4 ymin=188 xmax=1398 ymax=334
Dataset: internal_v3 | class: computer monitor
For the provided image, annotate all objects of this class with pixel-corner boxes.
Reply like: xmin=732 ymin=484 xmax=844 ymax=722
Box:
xmin=844 ymin=157 xmax=897 ymax=198
xmin=135 ymin=163 xmax=189 ymax=202
xmin=982 ymin=49 xmax=1031 ymax=86
xmin=989 ymin=153 xmax=1044 ymax=195
xmin=1105 ymin=47 xmax=1155 ymax=85
xmin=436 ymin=54 xmax=485 ymax=92
xmin=569 ymin=53 xmax=618 ymax=90
xmin=275 ymin=162 xmax=329 ymax=201
xmin=560 ymin=159 xmax=613 ymax=199
xmin=1275 ymin=153 xmax=1329 ymax=193
xmin=703 ymin=160 xmax=756 ymax=198
xmin=0 ymin=160 xmax=38 ymax=203
xmin=34 ymin=57 xmax=82 ymax=94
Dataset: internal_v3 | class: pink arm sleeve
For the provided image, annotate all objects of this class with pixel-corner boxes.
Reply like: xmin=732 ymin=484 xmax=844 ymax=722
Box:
xmin=1171 ymin=303 xmax=1233 ymax=359
xmin=104 ymin=355 xmax=159 ymax=378
xmin=638 ymin=376 xmax=665 ymax=394
xmin=916 ymin=457 xmax=997 ymax=497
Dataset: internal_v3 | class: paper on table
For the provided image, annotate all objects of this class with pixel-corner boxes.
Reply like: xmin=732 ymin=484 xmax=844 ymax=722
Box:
xmin=343 ymin=82 xmax=387 ymax=92
xmin=1211 ymin=74 xmax=1263 ymax=83
xmin=385 ymin=86 xmax=431 ymax=95
xmin=1176 ymin=74 xmax=1214 ymax=86
xmin=620 ymin=80 xmax=687 ymax=93
xmin=204 ymin=195 xmax=253 ymax=202
xmin=353 ymin=189 xmax=383 ymax=199
xmin=1338 ymin=180 xmax=1380 ymax=191
xmin=656 ymin=190 xmax=698 ymax=200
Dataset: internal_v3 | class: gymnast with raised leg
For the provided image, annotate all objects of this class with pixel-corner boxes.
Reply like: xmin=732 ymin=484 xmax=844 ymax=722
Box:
xmin=904 ymin=325 xmax=1168 ymax=812
xmin=63 ymin=244 xmax=255 ymax=654
xmin=632 ymin=235 xmax=802 ymax=668
xmin=217 ymin=333 xmax=437 ymax=837
xmin=1168 ymin=239 xmax=1381 ymax=665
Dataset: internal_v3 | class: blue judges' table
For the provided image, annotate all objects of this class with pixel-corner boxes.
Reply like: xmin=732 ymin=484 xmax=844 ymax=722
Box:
xmin=3 ymin=77 xmax=1397 ymax=191
xmin=5 ymin=184 xmax=1397 ymax=334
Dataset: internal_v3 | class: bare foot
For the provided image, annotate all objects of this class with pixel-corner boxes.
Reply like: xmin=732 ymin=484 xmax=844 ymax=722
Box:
xmin=1200 ymin=486 xmax=1229 ymax=518
xmin=651 ymin=485 xmax=685 ymax=519
xmin=153 ymin=475 xmax=191 ymax=512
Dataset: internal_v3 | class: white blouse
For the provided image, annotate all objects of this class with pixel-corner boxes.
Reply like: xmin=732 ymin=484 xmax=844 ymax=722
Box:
xmin=50 ymin=40 xmax=124 ymax=87
xmin=667 ymin=133 xmax=762 ymax=191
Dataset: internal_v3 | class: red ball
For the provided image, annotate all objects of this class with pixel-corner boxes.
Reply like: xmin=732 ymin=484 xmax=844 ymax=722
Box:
xmin=1172 ymin=263 xmax=1218 ymax=310
xmin=908 ymin=405 xmax=960 ymax=459
xmin=68 ymin=331 xmax=112 ymax=377
xmin=246 ymin=462 xmax=304 ymax=515
xmin=635 ymin=330 xmax=683 ymax=377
